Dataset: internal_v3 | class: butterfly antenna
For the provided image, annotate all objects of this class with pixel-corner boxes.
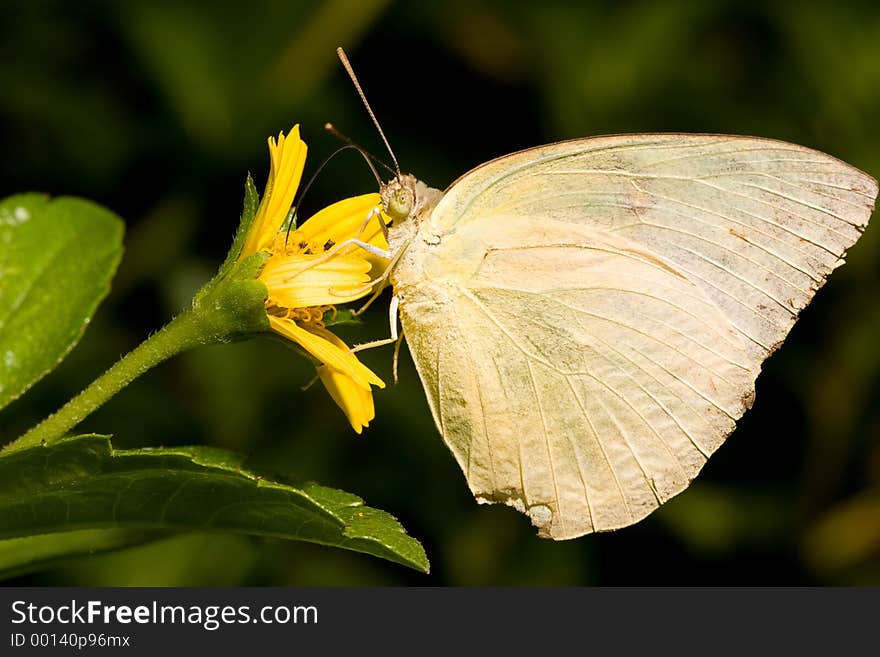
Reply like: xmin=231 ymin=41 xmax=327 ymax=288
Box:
xmin=285 ymin=143 xmax=383 ymax=245
xmin=324 ymin=123 xmax=396 ymax=178
xmin=337 ymin=46 xmax=401 ymax=177
xmin=298 ymin=144 xmax=381 ymax=206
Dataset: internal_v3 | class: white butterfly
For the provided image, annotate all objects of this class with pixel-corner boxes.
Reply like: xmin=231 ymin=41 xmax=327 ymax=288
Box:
xmin=372 ymin=134 xmax=877 ymax=540
xmin=339 ymin=54 xmax=878 ymax=540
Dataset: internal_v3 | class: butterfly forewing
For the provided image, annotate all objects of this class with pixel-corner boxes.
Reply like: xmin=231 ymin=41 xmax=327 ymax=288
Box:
xmin=428 ymin=135 xmax=877 ymax=358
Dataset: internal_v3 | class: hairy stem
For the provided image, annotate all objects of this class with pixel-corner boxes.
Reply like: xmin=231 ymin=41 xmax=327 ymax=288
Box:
xmin=4 ymin=310 xmax=214 ymax=454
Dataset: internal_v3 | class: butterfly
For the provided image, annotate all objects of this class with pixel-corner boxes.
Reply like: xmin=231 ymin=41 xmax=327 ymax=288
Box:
xmin=339 ymin=51 xmax=878 ymax=540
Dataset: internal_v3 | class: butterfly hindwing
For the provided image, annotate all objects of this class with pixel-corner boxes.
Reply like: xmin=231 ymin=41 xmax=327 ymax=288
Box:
xmin=399 ymin=217 xmax=758 ymax=538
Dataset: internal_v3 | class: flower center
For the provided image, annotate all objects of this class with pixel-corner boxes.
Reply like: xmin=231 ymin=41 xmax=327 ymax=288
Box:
xmin=267 ymin=304 xmax=335 ymax=326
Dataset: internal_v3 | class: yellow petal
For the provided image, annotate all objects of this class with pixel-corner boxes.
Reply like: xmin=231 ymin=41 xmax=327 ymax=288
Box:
xmin=268 ymin=316 xmax=384 ymax=389
xmin=298 ymin=194 xmax=389 ymax=252
xmin=296 ymin=193 xmax=392 ymax=283
xmin=260 ymin=252 xmax=372 ymax=307
xmin=241 ymin=126 xmax=308 ymax=258
xmin=317 ymin=364 xmax=376 ymax=433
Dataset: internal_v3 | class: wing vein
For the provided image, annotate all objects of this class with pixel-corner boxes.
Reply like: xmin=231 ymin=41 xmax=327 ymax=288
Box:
xmin=657 ymin=238 xmax=799 ymax=317
xmin=638 ymin=220 xmax=809 ymax=303
xmin=632 ymin=184 xmax=844 ymax=261
xmin=699 ymin=171 xmax=873 ymax=210
xmin=506 ymin=301 xmax=741 ymax=420
xmin=539 ymin=296 xmax=743 ymax=388
xmin=525 ymin=359 xmax=570 ymax=535
xmin=629 ymin=203 xmax=824 ymax=284
xmin=572 ymin=324 xmax=717 ymax=459
xmin=563 ymin=376 xmax=632 ymax=521
xmin=467 ymin=343 xmax=498 ymax=493
xmin=696 ymin=179 xmax=855 ymax=244
xmin=739 ymin=182 xmax=865 ymax=226
xmin=581 ymin=374 xmax=665 ymax=504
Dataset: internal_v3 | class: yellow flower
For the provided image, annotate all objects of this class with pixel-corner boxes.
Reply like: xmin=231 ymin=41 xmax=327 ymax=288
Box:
xmin=240 ymin=125 xmax=389 ymax=433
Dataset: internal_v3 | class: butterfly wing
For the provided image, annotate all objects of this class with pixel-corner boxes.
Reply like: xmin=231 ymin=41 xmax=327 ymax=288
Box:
xmin=398 ymin=134 xmax=876 ymax=538
xmin=428 ymin=134 xmax=876 ymax=358
xmin=399 ymin=218 xmax=758 ymax=538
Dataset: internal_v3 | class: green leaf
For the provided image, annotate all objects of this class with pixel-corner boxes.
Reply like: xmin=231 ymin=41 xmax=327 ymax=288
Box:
xmin=0 ymin=434 xmax=429 ymax=573
xmin=0 ymin=529 xmax=167 ymax=580
xmin=0 ymin=194 xmax=124 ymax=410
xmin=323 ymin=308 xmax=363 ymax=327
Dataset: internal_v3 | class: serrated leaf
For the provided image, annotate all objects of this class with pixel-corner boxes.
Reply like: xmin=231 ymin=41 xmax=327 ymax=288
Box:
xmin=0 ymin=434 xmax=428 ymax=573
xmin=0 ymin=194 xmax=124 ymax=410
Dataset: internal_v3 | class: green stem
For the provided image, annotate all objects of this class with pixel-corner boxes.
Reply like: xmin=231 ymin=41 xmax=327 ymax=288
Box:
xmin=5 ymin=310 xmax=215 ymax=454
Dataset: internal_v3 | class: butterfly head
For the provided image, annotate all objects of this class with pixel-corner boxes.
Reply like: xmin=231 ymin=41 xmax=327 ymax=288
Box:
xmin=380 ymin=174 xmax=444 ymax=231
xmin=380 ymin=174 xmax=417 ymax=224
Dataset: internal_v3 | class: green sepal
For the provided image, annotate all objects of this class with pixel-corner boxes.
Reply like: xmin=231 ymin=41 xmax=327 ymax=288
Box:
xmin=191 ymin=251 xmax=270 ymax=342
xmin=218 ymin=174 xmax=260 ymax=276
xmin=280 ymin=206 xmax=297 ymax=232
xmin=201 ymin=175 xmax=273 ymax=342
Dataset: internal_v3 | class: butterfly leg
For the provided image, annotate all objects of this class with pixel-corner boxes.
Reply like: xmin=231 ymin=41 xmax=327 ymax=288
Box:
xmin=348 ymin=294 xmax=405 ymax=384
xmin=326 ymin=205 xmax=392 ymax=267
xmin=321 ymin=238 xmax=396 ymax=304
xmin=342 ymin=205 xmax=389 ymax=255
xmin=350 ymin=246 xmax=407 ymax=314
xmin=332 ymin=238 xmax=392 ymax=261
xmin=357 ymin=205 xmax=389 ymax=242
xmin=392 ymin=330 xmax=404 ymax=385
xmin=351 ymin=295 xmax=399 ymax=350
xmin=300 ymin=372 xmax=319 ymax=391
xmin=282 ymin=205 xmax=393 ymax=282
xmin=351 ymin=297 xmax=405 ymax=384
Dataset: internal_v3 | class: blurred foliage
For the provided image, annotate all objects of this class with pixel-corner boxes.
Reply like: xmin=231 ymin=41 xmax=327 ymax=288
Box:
xmin=1 ymin=0 xmax=879 ymax=585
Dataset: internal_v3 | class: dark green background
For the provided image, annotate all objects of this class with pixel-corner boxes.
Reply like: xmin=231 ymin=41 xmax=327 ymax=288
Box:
xmin=2 ymin=0 xmax=879 ymax=585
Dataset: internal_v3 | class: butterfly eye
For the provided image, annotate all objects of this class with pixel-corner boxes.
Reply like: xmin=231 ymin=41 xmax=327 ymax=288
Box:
xmin=383 ymin=185 xmax=414 ymax=222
